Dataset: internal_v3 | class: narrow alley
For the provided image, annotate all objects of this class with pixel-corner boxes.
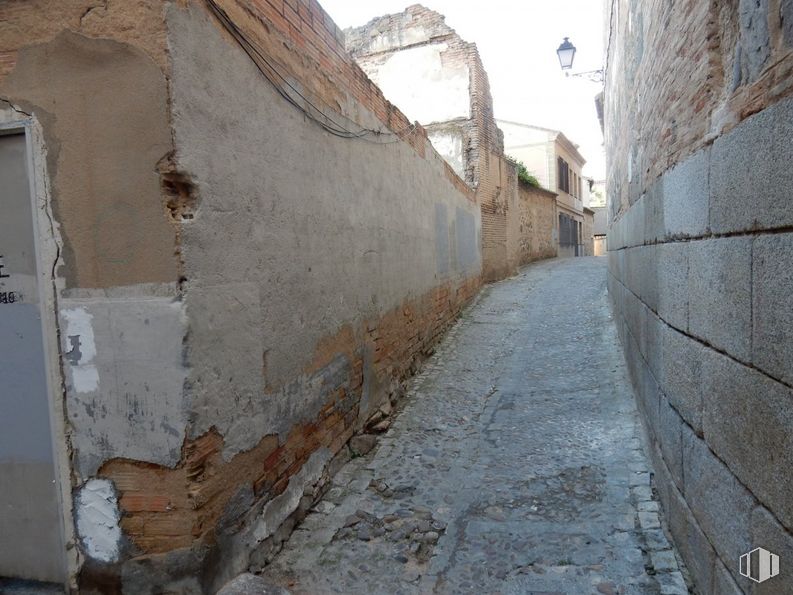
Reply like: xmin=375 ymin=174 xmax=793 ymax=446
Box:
xmin=257 ymin=257 xmax=686 ymax=594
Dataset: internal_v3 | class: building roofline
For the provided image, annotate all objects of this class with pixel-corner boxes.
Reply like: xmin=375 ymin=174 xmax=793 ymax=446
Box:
xmin=495 ymin=119 xmax=587 ymax=166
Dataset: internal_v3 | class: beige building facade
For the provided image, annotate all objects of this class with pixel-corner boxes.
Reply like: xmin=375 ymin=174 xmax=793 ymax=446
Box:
xmin=498 ymin=121 xmax=587 ymax=257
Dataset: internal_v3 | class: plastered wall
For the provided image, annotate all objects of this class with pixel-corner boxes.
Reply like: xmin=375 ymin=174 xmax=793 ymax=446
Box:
xmin=346 ymin=5 xmax=518 ymax=283
xmin=605 ymin=1 xmax=793 ymax=592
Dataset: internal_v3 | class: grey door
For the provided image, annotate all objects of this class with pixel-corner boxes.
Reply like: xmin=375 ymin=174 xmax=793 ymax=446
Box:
xmin=0 ymin=133 xmax=65 ymax=583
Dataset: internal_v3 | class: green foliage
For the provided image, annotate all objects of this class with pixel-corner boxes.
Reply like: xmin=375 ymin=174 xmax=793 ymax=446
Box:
xmin=507 ymin=156 xmax=541 ymax=189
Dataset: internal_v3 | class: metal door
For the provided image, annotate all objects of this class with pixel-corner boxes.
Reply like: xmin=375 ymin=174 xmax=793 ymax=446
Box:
xmin=0 ymin=132 xmax=65 ymax=583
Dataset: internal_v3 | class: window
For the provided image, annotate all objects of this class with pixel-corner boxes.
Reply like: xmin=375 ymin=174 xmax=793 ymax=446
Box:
xmin=557 ymin=157 xmax=570 ymax=194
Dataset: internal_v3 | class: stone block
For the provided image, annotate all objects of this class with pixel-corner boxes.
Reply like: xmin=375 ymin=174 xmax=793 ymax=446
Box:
xmin=624 ymin=292 xmax=648 ymax=360
xmin=752 ymin=233 xmax=793 ymax=386
xmin=665 ymin=479 xmax=715 ymax=595
xmin=710 ymin=96 xmax=793 ymax=234
xmin=688 ymin=237 xmax=752 ymax=362
xmin=661 ymin=147 xmax=710 ymax=239
xmin=648 ymin=442 xmax=673 ymax=524
xmin=638 ymin=358 xmax=661 ymax=440
xmin=660 ymin=325 xmax=705 ymax=434
xmin=642 ymin=244 xmax=659 ymax=312
xmin=624 ymin=246 xmax=642 ymax=296
xmin=681 ymin=510 xmax=715 ymax=595
xmin=633 ymin=245 xmax=654 ymax=307
xmin=702 ymin=349 xmax=793 ymax=530
xmin=657 ymin=396 xmax=684 ymax=490
xmin=750 ymin=505 xmax=793 ymax=595
xmin=682 ymin=423 xmax=754 ymax=583
xmin=644 ymin=179 xmax=664 ymax=244
xmin=628 ymin=196 xmax=646 ymax=247
xmin=616 ymin=247 xmax=626 ymax=283
xmin=645 ymin=314 xmax=664 ymax=383
xmin=656 ymin=241 xmax=689 ymax=332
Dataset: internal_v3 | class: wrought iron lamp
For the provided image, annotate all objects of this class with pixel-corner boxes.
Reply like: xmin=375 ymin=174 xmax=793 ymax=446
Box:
xmin=556 ymin=37 xmax=604 ymax=83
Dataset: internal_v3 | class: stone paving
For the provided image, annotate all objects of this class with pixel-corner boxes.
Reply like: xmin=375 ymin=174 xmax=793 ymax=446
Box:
xmin=259 ymin=257 xmax=689 ymax=594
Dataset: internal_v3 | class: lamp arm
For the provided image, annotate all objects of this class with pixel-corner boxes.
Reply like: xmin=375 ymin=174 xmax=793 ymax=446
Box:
xmin=566 ymin=69 xmax=605 ymax=83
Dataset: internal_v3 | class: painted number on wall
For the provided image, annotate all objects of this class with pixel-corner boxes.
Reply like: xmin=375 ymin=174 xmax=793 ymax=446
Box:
xmin=0 ymin=255 xmax=21 ymax=304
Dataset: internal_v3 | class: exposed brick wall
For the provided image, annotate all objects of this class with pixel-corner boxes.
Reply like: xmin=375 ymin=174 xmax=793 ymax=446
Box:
xmin=478 ymin=151 xmax=516 ymax=281
xmin=99 ymin=277 xmax=479 ymax=556
xmin=606 ymin=1 xmax=793 ymax=592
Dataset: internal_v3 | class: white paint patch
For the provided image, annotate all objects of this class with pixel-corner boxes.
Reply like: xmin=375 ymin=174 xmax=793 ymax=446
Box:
xmin=428 ymin=131 xmax=464 ymax=177
xmin=75 ymin=479 xmax=121 ymax=563
xmin=61 ymin=307 xmax=99 ymax=392
xmin=374 ymin=43 xmax=470 ymax=125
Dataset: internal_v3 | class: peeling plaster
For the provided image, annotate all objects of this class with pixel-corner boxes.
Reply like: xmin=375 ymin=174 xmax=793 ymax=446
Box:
xmin=75 ymin=479 xmax=121 ymax=563
xmin=249 ymin=448 xmax=331 ymax=546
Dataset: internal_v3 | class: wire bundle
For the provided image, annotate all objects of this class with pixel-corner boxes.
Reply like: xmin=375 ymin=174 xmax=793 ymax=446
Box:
xmin=205 ymin=0 xmax=417 ymax=144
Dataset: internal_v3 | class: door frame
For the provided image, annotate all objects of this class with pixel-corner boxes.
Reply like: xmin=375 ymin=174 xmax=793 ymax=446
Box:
xmin=0 ymin=111 xmax=78 ymax=588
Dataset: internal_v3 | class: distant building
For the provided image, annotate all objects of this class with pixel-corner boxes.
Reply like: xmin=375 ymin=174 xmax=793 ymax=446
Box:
xmin=497 ymin=121 xmax=587 ymax=257
xmin=588 ymin=180 xmax=607 ymax=255
xmin=583 ymin=207 xmax=595 ymax=256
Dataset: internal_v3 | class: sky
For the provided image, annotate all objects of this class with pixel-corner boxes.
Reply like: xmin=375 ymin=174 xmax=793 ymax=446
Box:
xmin=321 ymin=0 xmax=606 ymax=180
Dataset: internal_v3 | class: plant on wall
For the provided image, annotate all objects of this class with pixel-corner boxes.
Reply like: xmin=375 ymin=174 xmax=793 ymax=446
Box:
xmin=507 ymin=156 xmax=542 ymax=189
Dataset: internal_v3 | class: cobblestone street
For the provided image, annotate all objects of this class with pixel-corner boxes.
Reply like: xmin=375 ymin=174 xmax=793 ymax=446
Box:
xmin=259 ymin=257 xmax=687 ymax=594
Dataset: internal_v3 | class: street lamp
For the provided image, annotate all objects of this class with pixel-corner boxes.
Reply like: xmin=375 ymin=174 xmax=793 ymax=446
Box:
xmin=556 ymin=37 xmax=604 ymax=83
xmin=556 ymin=37 xmax=576 ymax=70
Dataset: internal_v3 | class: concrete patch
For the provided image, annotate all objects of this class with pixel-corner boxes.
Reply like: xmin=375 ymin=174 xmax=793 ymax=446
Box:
xmin=60 ymin=294 xmax=188 ymax=478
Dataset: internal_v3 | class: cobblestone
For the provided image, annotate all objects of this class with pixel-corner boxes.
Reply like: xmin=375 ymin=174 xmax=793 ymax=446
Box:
xmin=260 ymin=258 xmax=686 ymax=594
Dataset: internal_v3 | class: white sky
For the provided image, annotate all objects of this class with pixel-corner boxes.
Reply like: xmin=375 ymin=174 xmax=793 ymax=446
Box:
xmin=321 ymin=0 xmax=606 ymax=180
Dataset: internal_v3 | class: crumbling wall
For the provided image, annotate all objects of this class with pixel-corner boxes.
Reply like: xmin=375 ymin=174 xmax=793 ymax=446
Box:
xmin=111 ymin=0 xmax=481 ymax=591
xmin=0 ymin=0 xmax=482 ymax=591
xmin=606 ymin=0 xmax=793 ymax=592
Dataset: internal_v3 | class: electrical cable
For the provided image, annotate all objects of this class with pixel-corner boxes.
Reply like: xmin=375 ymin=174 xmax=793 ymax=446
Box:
xmin=204 ymin=0 xmax=418 ymax=144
